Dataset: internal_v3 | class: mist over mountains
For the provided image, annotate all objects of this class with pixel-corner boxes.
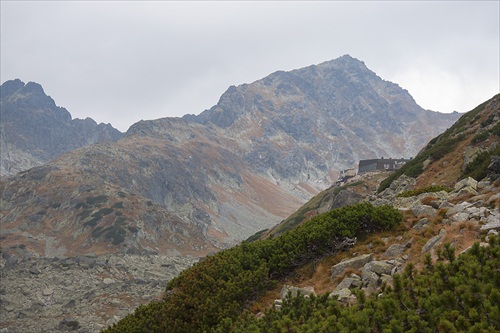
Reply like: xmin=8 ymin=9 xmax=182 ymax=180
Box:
xmin=0 ymin=55 xmax=461 ymax=260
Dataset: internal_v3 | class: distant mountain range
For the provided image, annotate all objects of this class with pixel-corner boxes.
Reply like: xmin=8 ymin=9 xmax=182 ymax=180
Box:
xmin=0 ymin=55 xmax=461 ymax=259
xmin=0 ymin=79 xmax=123 ymax=177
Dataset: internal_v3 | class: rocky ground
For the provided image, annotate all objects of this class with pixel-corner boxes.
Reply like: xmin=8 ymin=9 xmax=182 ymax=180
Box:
xmin=1 ymin=176 xmax=498 ymax=333
xmin=270 ymin=175 xmax=499 ymax=310
xmin=0 ymin=253 xmax=197 ymax=333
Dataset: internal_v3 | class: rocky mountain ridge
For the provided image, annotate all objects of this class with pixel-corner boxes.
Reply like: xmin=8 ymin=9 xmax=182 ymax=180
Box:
xmin=0 ymin=56 xmax=461 ymax=263
xmin=0 ymin=79 xmax=123 ymax=177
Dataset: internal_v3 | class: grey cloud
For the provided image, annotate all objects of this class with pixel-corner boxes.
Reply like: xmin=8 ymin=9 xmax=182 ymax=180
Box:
xmin=1 ymin=1 xmax=498 ymax=132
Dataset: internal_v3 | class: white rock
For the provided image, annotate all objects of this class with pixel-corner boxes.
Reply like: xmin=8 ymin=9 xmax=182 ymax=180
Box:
xmin=103 ymin=278 xmax=115 ymax=285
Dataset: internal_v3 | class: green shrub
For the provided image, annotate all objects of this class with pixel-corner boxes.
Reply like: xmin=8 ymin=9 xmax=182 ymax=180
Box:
xmin=491 ymin=121 xmax=500 ymax=136
xmin=228 ymin=237 xmax=500 ymax=333
xmin=103 ymin=203 xmax=402 ymax=333
xmin=85 ymin=195 xmax=109 ymax=206
xmin=462 ymin=146 xmax=500 ymax=181
xmin=113 ymin=202 xmax=124 ymax=209
xmin=127 ymin=226 xmax=139 ymax=234
xmin=83 ymin=217 xmax=100 ymax=227
xmin=92 ymin=226 xmax=104 ymax=238
xmin=115 ymin=216 xmax=126 ymax=225
xmin=92 ymin=207 xmax=113 ymax=217
xmin=77 ymin=209 xmax=92 ymax=220
xmin=74 ymin=202 xmax=89 ymax=209
xmin=472 ymin=131 xmax=490 ymax=144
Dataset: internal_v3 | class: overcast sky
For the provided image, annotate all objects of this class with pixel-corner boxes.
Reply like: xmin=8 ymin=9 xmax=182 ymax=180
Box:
xmin=1 ymin=1 xmax=499 ymax=132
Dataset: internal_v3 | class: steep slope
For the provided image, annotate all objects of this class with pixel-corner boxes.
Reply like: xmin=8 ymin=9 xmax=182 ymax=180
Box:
xmin=0 ymin=79 xmax=123 ymax=177
xmin=378 ymin=93 xmax=500 ymax=192
xmin=260 ymin=94 xmax=499 ymax=240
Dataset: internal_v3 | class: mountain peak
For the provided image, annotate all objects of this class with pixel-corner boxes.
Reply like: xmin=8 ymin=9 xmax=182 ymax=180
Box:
xmin=0 ymin=80 xmax=123 ymax=176
xmin=23 ymin=81 xmax=46 ymax=96
xmin=0 ymin=79 xmax=25 ymax=98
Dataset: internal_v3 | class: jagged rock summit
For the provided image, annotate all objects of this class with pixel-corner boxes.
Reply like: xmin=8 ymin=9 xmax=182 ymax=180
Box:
xmin=0 ymin=79 xmax=123 ymax=177
xmin=187 ymin=54 xmax=456 ymax=173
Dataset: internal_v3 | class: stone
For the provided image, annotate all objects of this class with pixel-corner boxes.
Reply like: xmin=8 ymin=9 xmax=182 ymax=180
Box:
xmin=59 ymin=318 xmax=80 ymax=331
xmin=450 ymin=212 xmax=471 ymax=223
xmin=446 ymin=202 xmax=472 ymax=216
xmin=477 ymin=180 xmax=491 ymax=189
xmin=488 ymin=193 xmax=500 ymax=205
xmin=439 ymin=201 xmax=454 ymax=209
xmin=42 ymin=288 xmax=54 ymax=296
xmin=421 ymin=229 xmax=446 ymax=253
xmin=361 ymin=268 xmax=379 ymax=284
xmin=454 ymin=177 xmax=478 ymax=192
xmin=103 ymin=278 xmax=115 ymax=285
xmin=280 ymin=285 xmax=315 ymax=299
xmin=363 ymin=261 xmax=393 ymax=276
xmin=336 ymin=277 xmax=359 ymax=290
xmin=4 ymin=304 xmax=16 ymax=312
xmin=486 ymin=229 xmax=499 ymax=241
xmin=412 ymin=205 xmax=437 ymax=217
xmin=456 ymin=187 xmax=478 ymax=197
xmin=480 ymin=221 xmax=500 ymax=231
xmin=383 ymin=244 xmax=408 ymax=259
xmin=413 ymin=218 xmax=430 ymax=231
xmin=329 ymin=288 xmax=352 ymax=300
xmin=29 ymin=266 xmax=41 ymax=275
xmin=62 ymin=300 xmax=76 ymax=309
xmin=331 ymin=253 xmax=373 ymax=279
xmin=380 ymin=274 xmax=393 ymax=286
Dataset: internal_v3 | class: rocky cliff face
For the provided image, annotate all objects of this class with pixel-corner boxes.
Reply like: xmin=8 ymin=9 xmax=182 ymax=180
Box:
xmin=0 ymin=79 xmax=123 ymax=177
xmin=188 ymin=55 xmax=460 ymax=180
xmin=1 ymin=56 xmax=461 ymax=260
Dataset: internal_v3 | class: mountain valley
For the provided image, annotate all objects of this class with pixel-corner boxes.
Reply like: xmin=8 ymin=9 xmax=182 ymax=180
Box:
xmin=2 ymin=56 xmax=492 ymax=333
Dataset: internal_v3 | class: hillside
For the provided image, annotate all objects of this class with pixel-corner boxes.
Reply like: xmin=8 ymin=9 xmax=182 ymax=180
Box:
xmin=101 ymin=95 xmax=499 ymax=333
xmin=260 ymin=93 xmax=499 ymax=239
xmin=0 ymin=79 xmax=123 ymax=177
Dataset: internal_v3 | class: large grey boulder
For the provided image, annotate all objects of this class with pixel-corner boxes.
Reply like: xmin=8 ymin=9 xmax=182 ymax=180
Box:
xmin=421 ymin=229 xmax=446 ymax=253
xmin=329 ymin=288 xmax=352 ymax=299
xmin=363 ymin=261 xmax=393 ymax=276
xmin=480 ymin=221 xmax=500 ymax=231
xmin=412 ymin=205 xmax=437 ymax=218
xmin=382 ymin=243 xmax=409 ymax=259
xmin=336 ymin=275 xmax=363 ymax=290
xmin=413 ymin=218 xmax=430 ymax=231
xmin=454 ymin=177 xmax=478 ymax=192
xmin=331 ymin=253 xmax=374 ymax=279
xmin=445 ymin=202 xmax=471 ymax=216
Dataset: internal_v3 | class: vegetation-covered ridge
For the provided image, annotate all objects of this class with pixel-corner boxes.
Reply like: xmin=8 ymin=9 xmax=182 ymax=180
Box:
xmin=102 ymin=203 xmax=402 ymax=333
xmin=378 ymin=93 xmax=500 ymax=193
xmin=227 ymin=236 xmax=500 ymax=333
